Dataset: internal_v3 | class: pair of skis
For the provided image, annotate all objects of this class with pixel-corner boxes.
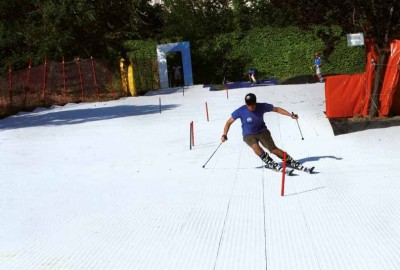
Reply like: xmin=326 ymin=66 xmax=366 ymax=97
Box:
xmin=265 ymin=162 xmax=315 ymax=176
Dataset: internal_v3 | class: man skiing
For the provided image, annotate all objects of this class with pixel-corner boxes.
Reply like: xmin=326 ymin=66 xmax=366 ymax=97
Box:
xmin=221 ymin=93 xmax=303 ymax=171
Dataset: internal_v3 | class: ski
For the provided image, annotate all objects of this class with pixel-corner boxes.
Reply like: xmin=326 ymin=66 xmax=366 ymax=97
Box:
xmin=264 ymin=164 xmax=294 ymax=176
xmin=287 ymin=163 xmax=315 ymax=174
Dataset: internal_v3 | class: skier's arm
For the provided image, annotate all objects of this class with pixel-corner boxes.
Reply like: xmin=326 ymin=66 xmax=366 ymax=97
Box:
xmin=222 ymin=117 xmax=235 ymax=142
xmin=273 ymin=107 xmax=298 ymax=119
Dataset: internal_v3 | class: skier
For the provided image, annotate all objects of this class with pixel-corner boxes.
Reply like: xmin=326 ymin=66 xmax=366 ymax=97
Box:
xmin=221 ymin=93 xmax=302 ymax=171
xmin=248 ymin=68 xmax=257 ymax=85
xmin=313 ymin=51 xmax=324 ymax=83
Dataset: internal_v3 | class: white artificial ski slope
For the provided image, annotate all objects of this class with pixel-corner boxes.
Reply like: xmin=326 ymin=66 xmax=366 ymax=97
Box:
xmin=1 ymin=83 xmax=400 ymax=270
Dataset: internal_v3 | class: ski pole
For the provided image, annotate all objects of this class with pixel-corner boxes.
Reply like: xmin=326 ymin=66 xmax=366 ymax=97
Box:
xmin=202 ymin=141 xmax=223 ymax=168
xmin=292 ymin=112 xmax=304 ymax=140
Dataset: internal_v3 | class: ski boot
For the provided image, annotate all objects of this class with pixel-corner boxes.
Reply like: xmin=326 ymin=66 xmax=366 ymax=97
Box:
xmin=260 ymin=152 xmax=280 ymax=170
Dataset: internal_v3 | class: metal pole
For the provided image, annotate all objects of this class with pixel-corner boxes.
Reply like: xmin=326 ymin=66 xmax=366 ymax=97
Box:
xmin=292 ymin=112 xmax=304 ymax=140
xmin=202 ymin=142 xmax=223 ymax=168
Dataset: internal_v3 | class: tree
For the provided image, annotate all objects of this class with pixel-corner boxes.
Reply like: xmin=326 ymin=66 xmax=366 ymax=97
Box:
xmin=0 ymin=0 xmax=37 ymax=70
xmin=0 ymin=0 xmax=164 ymax=70
xmin=161 ymin=0 xmax=233 ymax=41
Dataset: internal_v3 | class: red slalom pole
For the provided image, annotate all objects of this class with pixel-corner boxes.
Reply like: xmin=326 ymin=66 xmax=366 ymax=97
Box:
xmin=205 ymin=102 xmax=209 ymax=122
xmin=281 ymin=152 xmax=287 ymax=196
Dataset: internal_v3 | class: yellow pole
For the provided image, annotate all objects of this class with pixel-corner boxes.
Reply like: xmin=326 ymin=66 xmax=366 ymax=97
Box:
xmin=119 ymin=58 xmax=128 ymax=95
xmin=128 ymin=63 xmax=136 ymax=96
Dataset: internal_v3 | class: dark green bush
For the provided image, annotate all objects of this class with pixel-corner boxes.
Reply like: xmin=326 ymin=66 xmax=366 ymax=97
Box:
xmin=194 ymin=26 xmax=365 ymax=84
xmin=128 ymin=25 xmax=366 ymax=85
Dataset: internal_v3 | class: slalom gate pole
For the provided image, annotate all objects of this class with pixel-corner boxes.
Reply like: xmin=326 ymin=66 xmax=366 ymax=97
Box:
xmin=189 ymin=122 xmax=192 ymax=150
xmin=202 ymin=142 xmax=223 ymax=168
xmin=281 ymin=152 xmax=287 ymax=196
xmin=205 ymin=102 xmax=209 ymax=122
xmin=191 ymin=121 xmax=194 ymax=147
xmin=225 ymin=83 xmax=229 ymax=99
xmin=292 ymin=112 xmax=304 ymax=140
xmin=189 ymin=121 xmax=194 ymax=150
xmin=159 ymin=98 xmax=161 ymax=113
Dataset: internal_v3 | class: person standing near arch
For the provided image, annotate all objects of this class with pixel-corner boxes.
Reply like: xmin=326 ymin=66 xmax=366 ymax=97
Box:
xmin=173 ymin=65 xmax=182 ymax=87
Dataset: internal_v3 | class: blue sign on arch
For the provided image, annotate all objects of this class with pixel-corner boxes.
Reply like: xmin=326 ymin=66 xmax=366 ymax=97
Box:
xmin=157 ymin=41 xmax=193 ymax=88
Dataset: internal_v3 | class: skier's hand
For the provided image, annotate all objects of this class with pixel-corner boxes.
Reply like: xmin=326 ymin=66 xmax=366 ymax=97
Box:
xmin=221 ymin=135 xmax=228 ymax=142
xmin=291 ymin=113 xmax=298 ymax=119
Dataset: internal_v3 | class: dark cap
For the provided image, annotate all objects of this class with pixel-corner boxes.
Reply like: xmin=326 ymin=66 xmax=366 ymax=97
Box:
xmin=245 ymin=93 xmax=256 ymax=105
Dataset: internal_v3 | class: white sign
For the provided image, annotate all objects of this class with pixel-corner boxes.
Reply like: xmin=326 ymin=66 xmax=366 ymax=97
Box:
xmin=347 ymin=33 xmax=365 ymax=47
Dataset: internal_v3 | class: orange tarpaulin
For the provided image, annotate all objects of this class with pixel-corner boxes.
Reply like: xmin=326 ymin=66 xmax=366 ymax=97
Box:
xmin=325 ymin=39 xmax=400 ymax=118
xmin=325 ymin=74 xmax=366 ymax=118
xmin=379 ymin=40 xmax=400 ymax=116
xmin=363 ymin=40 xmax=378 ymax=115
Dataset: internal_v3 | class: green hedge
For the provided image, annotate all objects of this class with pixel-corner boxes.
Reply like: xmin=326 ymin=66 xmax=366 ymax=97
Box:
xmin=127 ymin=26 xmax=366 ymax=85
xmin=193 ymin=26 xmax=365 ymax=83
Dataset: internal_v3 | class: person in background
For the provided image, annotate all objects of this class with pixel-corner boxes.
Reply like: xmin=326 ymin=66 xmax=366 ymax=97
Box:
xmin=313 ymin=51 xmax=324 ymax=83
xmin=248 ymin=68 xmax=257 ymax=85
xmin=221 ymin=93 xmax=303 ymax=171
xmin=222 ymin=61 xmax=228 ymax=85
xmin=173 ymin=65 xmax=182 ymax=87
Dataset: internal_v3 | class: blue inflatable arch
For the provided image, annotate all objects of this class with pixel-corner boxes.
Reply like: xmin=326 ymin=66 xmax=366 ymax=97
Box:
xmin=157 ymin=42 xmax=193 ymax=88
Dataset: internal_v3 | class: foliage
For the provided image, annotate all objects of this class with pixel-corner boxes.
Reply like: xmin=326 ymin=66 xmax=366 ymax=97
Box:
xmin=0 ymin=0 xmax=164 ymax=72
xmin=161 ymin=0 xmax=234 ymax=41
xmin=124 ymin=40 xmax=158 ymax=58
xmin=0 ymin=0 xmax=386 ymax=85
xmin=193 ymin=26 xmax=365 ymax=84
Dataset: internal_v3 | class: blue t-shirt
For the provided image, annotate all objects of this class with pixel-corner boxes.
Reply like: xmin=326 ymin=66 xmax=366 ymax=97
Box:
xmin=314 ymin=56 xmax=322 ymax=67
xmin=231 ymin=103 xmax=274 ymax=136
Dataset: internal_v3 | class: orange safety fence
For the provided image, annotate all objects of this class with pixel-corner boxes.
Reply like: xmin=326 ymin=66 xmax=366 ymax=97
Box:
xmin=379 ymin=40 xmax=400 ymax=116
xmin=325 ymin=39 xmax=400 ymax=118
xmin=0 ymin=58 xmax=123 ymax=118
xmin=362 ymin=40 xmax=378 ymax=116
xmin=325 ymin=73 xmax=366 ymax=118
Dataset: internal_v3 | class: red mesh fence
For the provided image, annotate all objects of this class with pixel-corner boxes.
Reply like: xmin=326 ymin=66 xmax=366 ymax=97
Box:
xmin=0 ymin=58 xmax=126 ymax=117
